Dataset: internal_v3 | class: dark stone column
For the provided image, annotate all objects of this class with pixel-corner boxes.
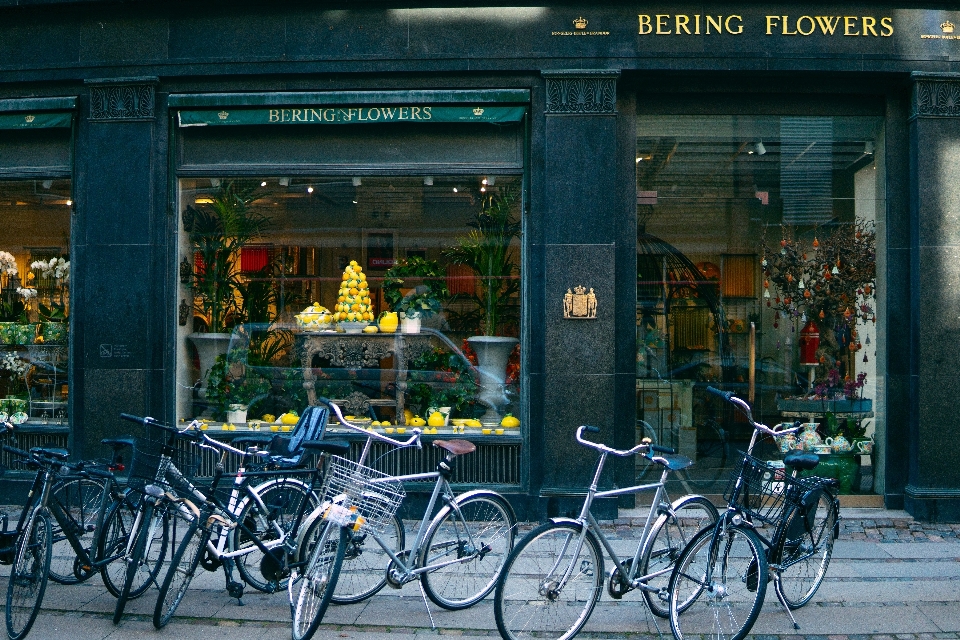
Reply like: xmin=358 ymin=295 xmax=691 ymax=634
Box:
xmin=534 ymin=70 xmax=633 ymax=519
xmin=72 ymin=77 xmax=167 ymax=458
xmin=904 ymin=73 xmax=960 ymax=521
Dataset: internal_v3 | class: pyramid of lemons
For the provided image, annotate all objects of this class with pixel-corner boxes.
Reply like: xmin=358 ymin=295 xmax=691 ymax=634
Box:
xmin=334 ymin=260 xmax=374 ymax=323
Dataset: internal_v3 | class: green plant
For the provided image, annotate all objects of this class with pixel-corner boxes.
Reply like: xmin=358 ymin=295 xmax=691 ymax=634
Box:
xmin=205 ymin=351 xmax=271 ymax=420
xmin=444 ymin=187 xmax=521 ymax=336
xmin=383 ymin=257 xmax=449 ymax=318
xmin=184 ymin=182 xmax=270 ymax=333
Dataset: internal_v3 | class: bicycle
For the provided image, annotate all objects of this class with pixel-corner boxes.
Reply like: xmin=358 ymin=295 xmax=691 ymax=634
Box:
xmin=0 ymin=424 xmax=131 ymax=640
xmin=149 ymin=406 xmax=341 ymax=629
xmin=493 ymin=424 xmax=718 ymax=640
xmin=667 ymin=386 xmax=841 ymax=640
xmin=289 ymin=398 xmax=518 ymax=640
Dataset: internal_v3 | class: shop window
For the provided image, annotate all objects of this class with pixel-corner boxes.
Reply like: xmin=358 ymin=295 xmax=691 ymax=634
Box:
xmin=176 ymin=175 xmax=523 ymax=439
xmin=636 ymin=115 xmax=884 ymax=496
xmin=0 ymin=179 xmax=71 ymax=426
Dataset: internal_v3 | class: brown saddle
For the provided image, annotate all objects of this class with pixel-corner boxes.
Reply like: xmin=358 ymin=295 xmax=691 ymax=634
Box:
xmin=432 ymin=439 xmax=477 ymax=456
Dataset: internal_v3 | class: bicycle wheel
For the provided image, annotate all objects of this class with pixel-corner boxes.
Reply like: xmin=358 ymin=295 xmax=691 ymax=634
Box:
xmin=421 ymin=492 xmax=515 ymax=610
xmin=774 ymin=486 xmax=837 ymax=609
xmin=48 ymin=476 xmax=106 ymax=584
xmin=668 ymin=523 xmax=767 ymax=640
xmin=292 ymin=519 xmax=346 ymax=640
xmin=494 ymin=522 xmax=603 ymax=640
xmin=232 ymin=478 xmax=317 ymax=593
xmin=153 ymin=514 xmax=206 ymax=629
xmin=99 ymin=496 xmax=169 ymax=599
xmin=331 ymin=512 xmax=404 ymax=604
xmin=639 ymin=494 xmax=718 ymax=617
xmin=6 ymin=508 xmax=52 ymax=640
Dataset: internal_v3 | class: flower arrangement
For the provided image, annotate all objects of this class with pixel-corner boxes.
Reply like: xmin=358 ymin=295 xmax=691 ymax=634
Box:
xmin=813 ymin=368 xmax=866 ymax=401
xmin=0 ymin=252 xmax=17 ymax=277
xmin=0 ymin=351 xmax=28 ymax=396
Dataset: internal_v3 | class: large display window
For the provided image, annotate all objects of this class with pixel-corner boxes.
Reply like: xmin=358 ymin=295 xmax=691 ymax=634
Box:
xmin=176 ymin=174 xmax=523 ymax=441
xmin=0 ymin=179 xmax=71 ymax=426
xmin=636 ymin=114 xmax=884 ymax=495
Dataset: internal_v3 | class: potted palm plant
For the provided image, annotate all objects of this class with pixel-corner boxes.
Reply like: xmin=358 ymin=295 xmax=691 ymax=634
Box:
xmin=183 ymin=181 xmax=270 ymax=383
xmin=445 ymin=187 xmax=522 ymax=424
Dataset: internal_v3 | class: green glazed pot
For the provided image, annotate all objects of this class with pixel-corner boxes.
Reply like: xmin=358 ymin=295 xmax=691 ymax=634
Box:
xmin=13 ymin=323 xmax=36 ymax=345
xmin=40 ymin=322 xmax=67 ymax=344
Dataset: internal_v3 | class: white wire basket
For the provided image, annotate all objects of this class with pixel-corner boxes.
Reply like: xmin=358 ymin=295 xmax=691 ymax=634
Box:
xmin=317 ymin=456 xmax=405 ymax=536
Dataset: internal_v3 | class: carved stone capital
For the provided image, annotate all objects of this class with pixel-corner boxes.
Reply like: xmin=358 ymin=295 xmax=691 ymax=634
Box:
xmin=543 ymin=70 xmax=619 ymax=115
xmin=86 ymin=77 xmax=158 ymax=121
xmin=912 ymin=74 xmax=960 ymax=119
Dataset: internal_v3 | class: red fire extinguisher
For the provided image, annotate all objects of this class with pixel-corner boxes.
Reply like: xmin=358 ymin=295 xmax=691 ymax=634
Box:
xmin=799 ymin=320 xmax=820 ymax=366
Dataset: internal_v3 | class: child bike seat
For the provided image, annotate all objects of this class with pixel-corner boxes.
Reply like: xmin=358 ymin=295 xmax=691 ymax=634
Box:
xmin=300 ymin=439 xmax=351 ymax=455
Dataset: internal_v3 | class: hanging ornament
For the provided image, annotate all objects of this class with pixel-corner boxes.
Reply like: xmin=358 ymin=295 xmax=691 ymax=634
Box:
xmin=775 ymin=297 xmax=781 ymax=304
xmin=802 ymin=253 xmax=808 ymax=260
xmin=784 ymin=297 xmax=792 ymax=305
xmin=786 ymin=273 xmax=793 ymax=283
xmin=865 ymin=335 xmax=871 ymax=346
xmin=832 ymin=265 xmax=840 ymax=275
xmin=813 ymin=237 xmax=820 ymax=248
xmin=761 ymin=258 xmax=768 ymax=268
xmin=791 ymin=324 xmax=795 ymax=332
xmin=766 ymin=300 xmax=771 ymax=307
xmin=780 ymin=239 xmax=787 ymax=247
xmin=798 ymin=279 xmax=805 ymax=289
xmin=801 ymin=312 xmax=807 ymax=323
xmin=819 ymin=309 xmax=825 ymax=319
xmin=763 ymin=288 xmax=771 ymax=299
xmin=803 ymin=289 xmax=811 ymax=298
xmin=776 ymin=340 xmax=782 ymax=350
xmin=863 ymin=353 xmax=869 ymax=363
xmin=773 ymin=321 xmax=779 ymax=329
xmin=764 ymin=279 xmax=769 ymax=288
xmin=775 ymin=311 xmax=780 ymax=320
xmin=864 ymin=285 xmax=872 ymax=295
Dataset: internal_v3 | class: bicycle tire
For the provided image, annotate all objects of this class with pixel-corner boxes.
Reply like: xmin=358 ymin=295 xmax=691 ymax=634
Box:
xmin=639 ymin=494 xmax=718 ymax=617
xmin=292 ymin=519 xmax=346 ymax=640
xmin=494 ymin=521 xmax=603 ymax=640
xmin=774 ymin=485 xmax=838 ymax=609
xmin=232 ymin=478 xmax=317 ymax=593
xmin=668 ymin=523 xmax=767 ymax=640
xmin=331 ymin=512 xmax=404 ymax=604
xmin=421 ymin=492 xmax=515 ymax=610
xmin=6 ymin=508 xmax=52 ymax=640
xmin=153 ymin=514 xmax=206 ymax=629
xmin=99 ymin=496 xmax=169 ymax=599
xmin=48 ymin=475 xmax=106 ymax=584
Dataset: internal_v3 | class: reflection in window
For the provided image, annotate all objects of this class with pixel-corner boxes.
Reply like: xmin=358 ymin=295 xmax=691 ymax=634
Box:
xmin=0 ymin=179 xmax=71 ymax=425
xmin=176 ymin=176 xmax=523 ymax=434
xmin=636 ymin=115 xmax=884 ymax=495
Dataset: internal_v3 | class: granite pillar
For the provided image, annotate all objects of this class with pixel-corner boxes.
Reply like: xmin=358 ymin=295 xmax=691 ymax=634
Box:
xmin=534 ymin=70 xmax=633 ymax=519
xmin=904 ymin=73 xmax=960 ymax=521
xmin=71 ymin=77 xmax=167 ymax=458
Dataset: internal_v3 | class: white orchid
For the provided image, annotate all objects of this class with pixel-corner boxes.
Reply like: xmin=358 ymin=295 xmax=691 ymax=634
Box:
xmin=31 ymin=257 xmax=69 ymax=281
xmin=0 ymin=352 xmax=27 ymax=377
xmin=16 ymin=287 xmax=37 ymax=300
xmin=0 ymin=252 xmax=17 ymax=277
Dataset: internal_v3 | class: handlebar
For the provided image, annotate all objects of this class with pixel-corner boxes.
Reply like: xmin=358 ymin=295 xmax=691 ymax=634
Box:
xmin=705 ymin=386 xmax=803 ymax=437
xmin=575 ymin=425 xmax=676 ymax=457
xmin=120 ymin=413 xmax=203 ymax=441
xmin=317 ymin=397 xmax=422 ymax=449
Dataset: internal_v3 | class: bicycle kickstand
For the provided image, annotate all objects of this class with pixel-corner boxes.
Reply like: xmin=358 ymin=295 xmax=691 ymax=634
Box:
xmin=221 ymin=557 xmax=245 ymax=606
xmin=772 ymin=573 xmax=800 ymax=630
xmin=416 ymin=579 xmax=437 ymax=630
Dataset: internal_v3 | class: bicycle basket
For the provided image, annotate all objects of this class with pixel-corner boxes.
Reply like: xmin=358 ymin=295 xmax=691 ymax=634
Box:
xmin=127 ymin=435 xmax=200 ymax=495
xmin=724 ymin=453 xmax=818 ymax=526
xmin=317 ymin=456 xmax=405 ymax=536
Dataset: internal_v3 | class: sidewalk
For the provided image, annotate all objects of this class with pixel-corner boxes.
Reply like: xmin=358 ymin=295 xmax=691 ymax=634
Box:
xmin=22 ymin=508 xmax=960 ymax=639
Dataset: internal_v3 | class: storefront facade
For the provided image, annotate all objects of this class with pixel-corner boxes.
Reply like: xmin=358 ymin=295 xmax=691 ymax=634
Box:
xmin=0 ymin=2 xmax=956 ymax=519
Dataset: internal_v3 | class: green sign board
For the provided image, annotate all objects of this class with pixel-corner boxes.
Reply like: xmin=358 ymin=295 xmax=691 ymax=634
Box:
xmin=178 ymin=105 xmax=526 ymax=127
xmin=0 ymin=112 xmax=72 ymax=130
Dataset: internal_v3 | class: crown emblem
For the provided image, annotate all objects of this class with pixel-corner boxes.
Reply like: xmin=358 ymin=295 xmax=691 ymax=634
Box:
xmin=573 ymin=285 xmax=586 ymax=295
xmin=563 ymin=285 xmax=598 ymax=319
xmin=573 ymin=16 xmax=588 ymax=29
xmin=218 ymin=110 xmax=229 ymax=120
xmin=24 ymin=115 xmax=34 ymax=123
xmin=473 ymin=107 xmax=484 ymax=116
xmin=942 ymin=20 xmax=955 ymax=33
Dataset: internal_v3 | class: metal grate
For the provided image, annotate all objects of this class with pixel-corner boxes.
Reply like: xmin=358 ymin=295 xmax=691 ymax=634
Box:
xmin=0 ymin=431 xmax=69 ymax=472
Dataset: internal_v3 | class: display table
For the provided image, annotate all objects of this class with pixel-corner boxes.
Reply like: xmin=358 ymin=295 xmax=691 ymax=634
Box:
xmin=294 ymin=331 xmax=444 ymax=421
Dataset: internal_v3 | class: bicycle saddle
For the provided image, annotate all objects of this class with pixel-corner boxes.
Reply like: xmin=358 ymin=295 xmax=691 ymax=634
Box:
xmin=433 ymin=439 xmax=476 ymax=456
xmin=783 ymin=449 xmax=820 ymax=471
xmin=100 ymin=438 xmax=135 ymax=450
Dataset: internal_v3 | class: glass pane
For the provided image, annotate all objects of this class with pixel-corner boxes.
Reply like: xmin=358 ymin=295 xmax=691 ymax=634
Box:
xmin=0 ymin=179 xmax=72 ymax=425
xmin=176 ymin=175 xmax=522 ymax=436
xmin=636 ymin=115 xmax=884 ymax=496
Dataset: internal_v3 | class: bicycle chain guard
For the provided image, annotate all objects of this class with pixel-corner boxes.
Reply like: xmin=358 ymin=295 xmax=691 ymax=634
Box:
xmin=385 ymin=550 xmax=413 ymax=589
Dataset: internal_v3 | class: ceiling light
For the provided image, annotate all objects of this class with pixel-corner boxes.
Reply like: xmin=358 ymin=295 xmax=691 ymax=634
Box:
xmin=260 ymin=181 xmax=267 ymax=187
xmin=278 ymin=177 xmax=290 ymax=187
xmin=452 ymin=187 xmax=458 ymax=193
xmin=65 ymin=199 xmax=73 ymax=206
xmin=307 ymin=186 xmax=314 ymax=194
xmin=481 ymin=178 xmax=489 ymax=185
xmin=480 ymin=186 xmax=486 ymax=193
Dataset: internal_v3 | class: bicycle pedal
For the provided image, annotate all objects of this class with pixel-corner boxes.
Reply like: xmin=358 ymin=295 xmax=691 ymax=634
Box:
xmin=227 ymin=580 xmax=245 ymax=603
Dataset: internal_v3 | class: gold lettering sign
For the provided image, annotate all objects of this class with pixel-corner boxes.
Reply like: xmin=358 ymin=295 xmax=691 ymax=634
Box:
xmin=638 ymin=13 xmax=893 ymax=36
xmin=266 ymin=106 xmax=434 ymax=123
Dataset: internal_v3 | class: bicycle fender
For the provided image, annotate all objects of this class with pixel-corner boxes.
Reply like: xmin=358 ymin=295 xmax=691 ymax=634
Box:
xmin=292 ymin=502 xmax=331 ymax=563
xmin=547 ymin=517 xmax=584 ymax=529
xmin=446 ymin=489 xmax=518 ymax=526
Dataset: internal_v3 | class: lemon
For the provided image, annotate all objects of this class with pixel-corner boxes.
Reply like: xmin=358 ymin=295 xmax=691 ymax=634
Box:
xmin=371 ymin=420 xmax=381 ymax=426
xmin=280 ymin=412 xmax=299 ymax=425
xmin=363 ymin=325 xmax=379 ymax=333
xmin=261 ymin=414 xmax=276 ymax=423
